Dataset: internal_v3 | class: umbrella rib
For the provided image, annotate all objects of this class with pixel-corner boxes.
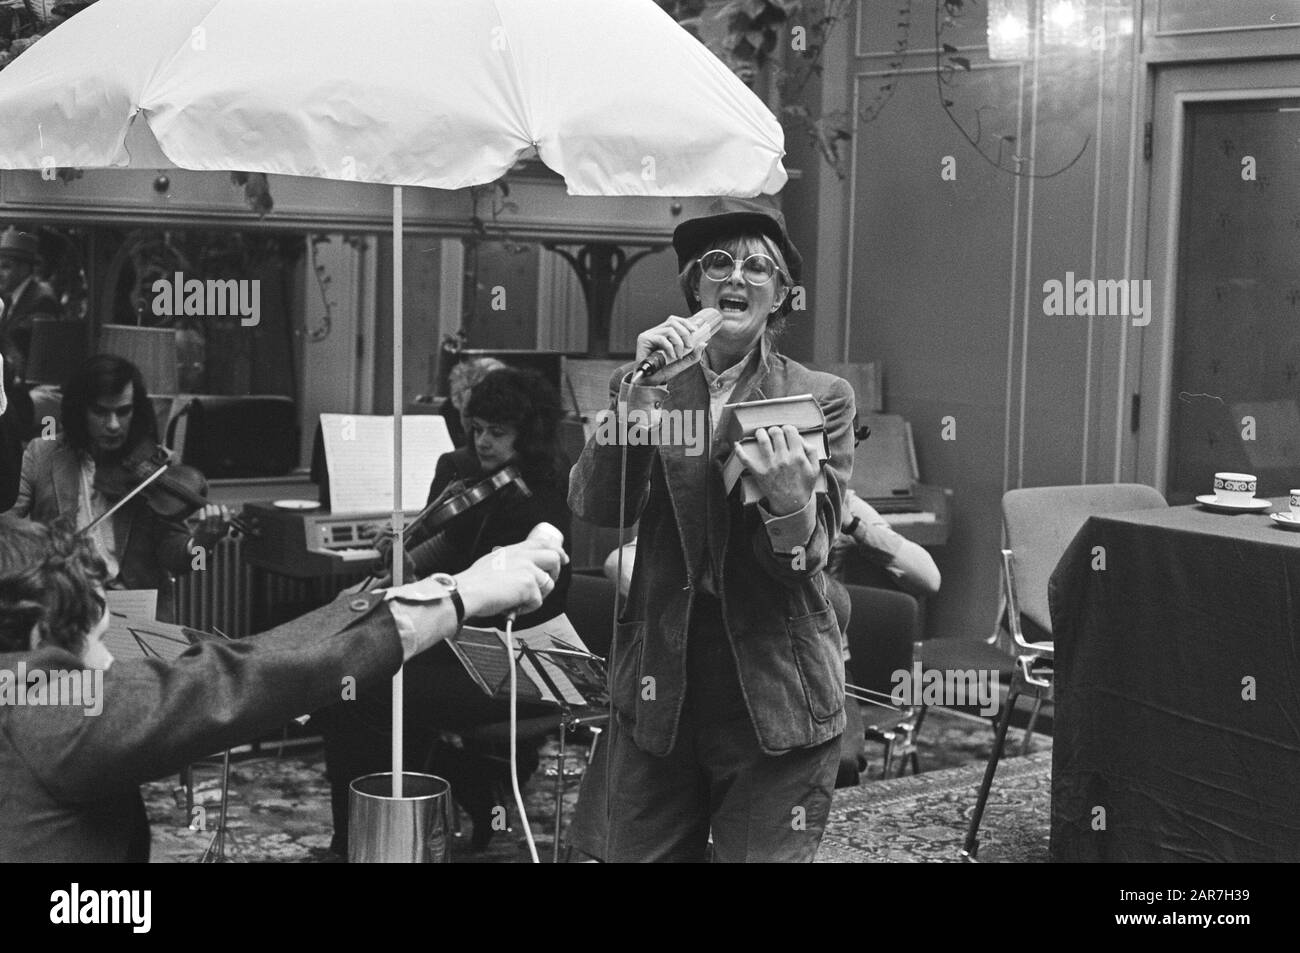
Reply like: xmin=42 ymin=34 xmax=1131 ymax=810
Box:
xmin=489 ymin=0 xmax=541 ymax=155
xmin=135 ymin=0 xmax=231 ymax=165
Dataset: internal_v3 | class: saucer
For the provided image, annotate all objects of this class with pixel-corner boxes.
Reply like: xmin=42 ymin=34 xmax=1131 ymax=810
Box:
xmin=1270 ymin=512 xmax=1300 ymax=530
xmin=1195 ymin=494 xmax=1273 ymax=513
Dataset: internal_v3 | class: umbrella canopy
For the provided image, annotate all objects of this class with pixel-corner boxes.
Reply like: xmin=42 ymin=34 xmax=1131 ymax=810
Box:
xmin=0 ymin=0 xmax=787 ymax=195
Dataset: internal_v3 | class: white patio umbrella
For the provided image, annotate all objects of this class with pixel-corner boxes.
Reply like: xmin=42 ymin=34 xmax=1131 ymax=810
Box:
xmin=0 ymin=0 xmax=787 ymax=821
xmin=0 ymin=0 xmax=786 ymax=194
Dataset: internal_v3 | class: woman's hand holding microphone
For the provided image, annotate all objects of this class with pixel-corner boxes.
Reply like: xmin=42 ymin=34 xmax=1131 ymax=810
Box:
xmin=633 ymin=308 xmax=723 ymax=381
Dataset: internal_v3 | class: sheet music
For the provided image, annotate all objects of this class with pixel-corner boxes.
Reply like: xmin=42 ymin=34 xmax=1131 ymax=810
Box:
xmin=105 ymin=589 xmax=158 ymax=622
xmin=319 ymin=414 xmax=453 ymax=514
xmin=500 ymin=616 xmax=590 ymax=707
xmin=448 ymin=628 xmax=520 ymax=698
xmin=102 ymin=614 xmax=202 ymax=663
xmin=451 ymin=616 xmax=597 ymax=706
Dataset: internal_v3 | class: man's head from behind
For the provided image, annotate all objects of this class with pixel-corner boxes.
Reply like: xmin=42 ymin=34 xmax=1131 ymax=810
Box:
xmin=0 ymin=515 xmax=108 ymax=659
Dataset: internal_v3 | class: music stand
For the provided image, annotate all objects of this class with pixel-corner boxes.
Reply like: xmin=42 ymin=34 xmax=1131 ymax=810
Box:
xmin=518 ymin=641 xmax=609 ymax=862
xmin=103 ymin=614 xmax=241 ymax=862
xmin=449 ymin=623 xmax=608 ymax=861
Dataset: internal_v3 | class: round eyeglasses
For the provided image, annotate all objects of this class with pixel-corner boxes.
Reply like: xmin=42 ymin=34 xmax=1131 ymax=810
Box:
xmin=697 ymin=249 xmax=783 ymax=286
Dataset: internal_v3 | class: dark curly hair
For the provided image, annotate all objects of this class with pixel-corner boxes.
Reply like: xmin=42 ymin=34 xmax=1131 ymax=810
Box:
xmin=61 ymin=354 xmax=158 ymax=457
xmin=464 ymin=368 xmax=565 ymax=483
xmin=0 ymin=515 xmax=108 ymax=655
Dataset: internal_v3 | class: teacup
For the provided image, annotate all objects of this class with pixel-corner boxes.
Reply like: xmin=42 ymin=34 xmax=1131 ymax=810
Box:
xmin=1290 ymin=490 xmax=1300 ymax=517
xmin=1212 ymin=472 xmax=1257 ymax=505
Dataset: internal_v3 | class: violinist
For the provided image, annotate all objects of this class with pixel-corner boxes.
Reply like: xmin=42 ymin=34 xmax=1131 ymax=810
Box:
xmin=394 ymin=367 xmax=572 ymax=620
xmin=321 ymin=366 xmax=572 ymax=855
xmin=6 ymin=354 xmax=231 ymax=624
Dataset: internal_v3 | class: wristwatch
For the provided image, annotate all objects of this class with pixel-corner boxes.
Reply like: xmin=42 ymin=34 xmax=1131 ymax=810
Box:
xmin=844 ymin=515 xmax=862 ymax=537
xmin=429 ymin=572 xmax=465 ymax=629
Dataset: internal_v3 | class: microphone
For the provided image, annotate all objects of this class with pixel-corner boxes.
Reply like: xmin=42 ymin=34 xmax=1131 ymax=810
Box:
xmin=632 ymin=307 xmax=725 ymax=380
xmin=507 ymin=522 xmax=565 ymax=622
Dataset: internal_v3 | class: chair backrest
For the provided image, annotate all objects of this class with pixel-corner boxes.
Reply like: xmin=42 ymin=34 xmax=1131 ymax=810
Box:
xmin=1002 ymin=483 xmax=1166 ymax=638
xmin=564 ymin=572 xmax=617 ymax=659
xmin=841 ymin=583 xmax=920 ymax=699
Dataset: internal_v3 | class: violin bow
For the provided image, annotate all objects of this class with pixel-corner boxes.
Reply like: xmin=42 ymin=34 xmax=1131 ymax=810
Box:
xmin=82 ymin=458 xmax=259 ymax=540
xmin=82 ymin=462 xmax=171 ymax=535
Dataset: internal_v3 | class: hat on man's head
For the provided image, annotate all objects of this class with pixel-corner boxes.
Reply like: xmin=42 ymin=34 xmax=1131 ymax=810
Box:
xmin=0 ymin=227 xmax=38 ymax=264
xmin=672 ymin=195 xmax=802 ymax=286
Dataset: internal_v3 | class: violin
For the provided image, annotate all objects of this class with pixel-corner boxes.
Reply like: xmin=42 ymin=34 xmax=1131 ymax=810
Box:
xmin=407 ymin=464 xmax=531 ymax=542
xmin=89 ymin=440 xmax=258 ymax=538
xmin=360 ymin=464 xmax=530 ymax=588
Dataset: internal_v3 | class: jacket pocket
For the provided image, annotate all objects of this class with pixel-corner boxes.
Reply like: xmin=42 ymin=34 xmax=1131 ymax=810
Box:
xmin=786 ymin=607 xmax=844 ymax=723
xmin=609 ymin=619 xmax=645 ymax=721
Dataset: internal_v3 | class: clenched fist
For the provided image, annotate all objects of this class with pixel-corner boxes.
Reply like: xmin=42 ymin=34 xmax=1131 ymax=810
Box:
xmin=454 ymin=537 xmax=567 ymax=620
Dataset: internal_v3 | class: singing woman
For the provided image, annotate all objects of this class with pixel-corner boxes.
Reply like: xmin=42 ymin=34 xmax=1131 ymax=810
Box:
xmin=569 ymin=196 xmax=856 ymax=862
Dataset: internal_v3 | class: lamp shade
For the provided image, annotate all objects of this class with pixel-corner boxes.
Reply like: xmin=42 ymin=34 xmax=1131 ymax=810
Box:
xmin=98 ymin=325 xmax=179 ymax=395
xmin=26 ymin=317 xmax=88 ymax=386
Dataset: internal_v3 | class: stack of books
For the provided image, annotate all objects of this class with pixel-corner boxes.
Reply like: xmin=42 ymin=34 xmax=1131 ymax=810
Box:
xmin=721 ymin=394 xmax=829 ymax=504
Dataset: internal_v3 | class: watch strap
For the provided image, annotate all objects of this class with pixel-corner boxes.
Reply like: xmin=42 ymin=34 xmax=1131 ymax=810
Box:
xmin=430 ymin=573 xmax=465 ymax=629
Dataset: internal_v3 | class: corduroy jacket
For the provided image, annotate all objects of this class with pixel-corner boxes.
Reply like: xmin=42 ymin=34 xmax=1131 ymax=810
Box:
xmin=569 ymin=349 xmax=855 ymax=756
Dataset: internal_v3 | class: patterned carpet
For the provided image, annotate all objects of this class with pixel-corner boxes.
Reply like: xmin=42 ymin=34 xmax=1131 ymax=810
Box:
xmin=142 ymin=707 xmax=1052 ymax=863
xmin=818 ymin=751 xmax=1051 ymax=863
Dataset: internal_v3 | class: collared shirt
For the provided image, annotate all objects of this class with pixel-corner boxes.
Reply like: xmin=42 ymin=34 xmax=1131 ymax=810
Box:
xmin=77 ymin=458 xmax=122 ymax=584
xmin=380 ymin=575 xmax=460 ymax=661
xmin=700 ymin=344 xmax=758 ymax=441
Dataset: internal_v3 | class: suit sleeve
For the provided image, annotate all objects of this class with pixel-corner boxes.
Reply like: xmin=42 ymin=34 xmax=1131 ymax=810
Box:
xmin=568 ymin=367 xmax=664 ymax=528
xmin=8 ymin=591 xmax=406 ymax=803
xmin=748 ymin=376 xmax=855 ymax=584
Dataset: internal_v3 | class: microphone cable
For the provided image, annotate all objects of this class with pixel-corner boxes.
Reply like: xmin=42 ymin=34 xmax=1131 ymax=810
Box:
xmin=503 ymin=520 xmax=564 ymax=863
xmin=505 ymin=612 xmax=541 ymax=863
xmin=603 ymin=404 xmax=632 ymax=862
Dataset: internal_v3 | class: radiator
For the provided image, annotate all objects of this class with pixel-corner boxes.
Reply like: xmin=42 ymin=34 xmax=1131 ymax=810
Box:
xmin=173 ymin=535 xmax=254 ymax=638
xmin=173 ymin=536 xmax=360 ymax=638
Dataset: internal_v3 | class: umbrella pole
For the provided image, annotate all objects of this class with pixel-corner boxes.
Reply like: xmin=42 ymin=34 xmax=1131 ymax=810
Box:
xmin=391 ymin=185 xmax=405 ymax=798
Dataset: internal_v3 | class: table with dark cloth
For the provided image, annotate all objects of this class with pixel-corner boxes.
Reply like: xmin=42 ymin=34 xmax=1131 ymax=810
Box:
xmin=1048 ymin=501 xmax=1300 ymax=861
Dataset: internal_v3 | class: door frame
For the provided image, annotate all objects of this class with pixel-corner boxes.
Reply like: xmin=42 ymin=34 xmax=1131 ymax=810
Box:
xmin=1134 ymin=61 xmax=1300 ymax=492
